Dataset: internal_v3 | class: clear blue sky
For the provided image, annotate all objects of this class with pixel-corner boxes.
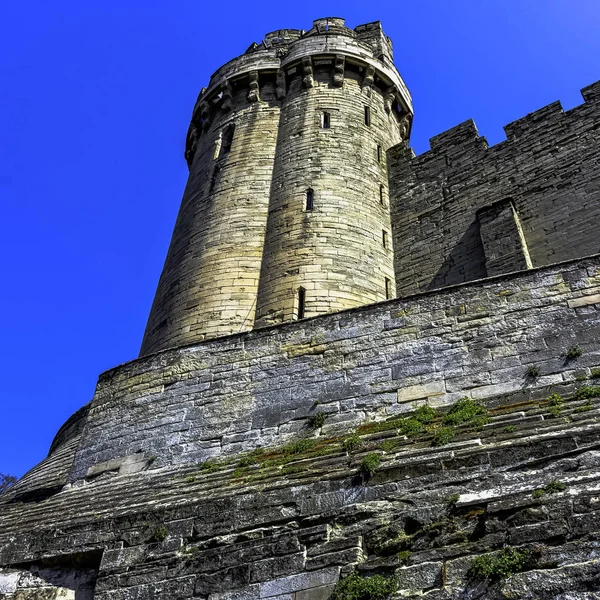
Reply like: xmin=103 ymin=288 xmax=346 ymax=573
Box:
xmin=1 ymin=0 xmax=599 ymax=477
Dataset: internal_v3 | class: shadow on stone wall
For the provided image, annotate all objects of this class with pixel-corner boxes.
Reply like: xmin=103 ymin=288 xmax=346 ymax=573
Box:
xmin=428 ymin=219 xmax=487 ymax=291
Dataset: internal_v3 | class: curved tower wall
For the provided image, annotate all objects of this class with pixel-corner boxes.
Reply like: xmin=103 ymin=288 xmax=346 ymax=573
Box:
xmin=254 ymin=57 xmax=405 ymax=327
xmin=140 ymin=18 xmax=413 ymax=356
xmin=140 ymin=76 xmax=283 ymax=355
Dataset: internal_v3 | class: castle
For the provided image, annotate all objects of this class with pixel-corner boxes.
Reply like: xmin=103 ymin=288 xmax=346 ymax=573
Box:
xmin=2 ymin=17 xmax=600 ymax=599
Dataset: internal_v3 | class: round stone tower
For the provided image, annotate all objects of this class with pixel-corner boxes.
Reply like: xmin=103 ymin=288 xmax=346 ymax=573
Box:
xmin=140 ymin=17 xmax=413 ymax=357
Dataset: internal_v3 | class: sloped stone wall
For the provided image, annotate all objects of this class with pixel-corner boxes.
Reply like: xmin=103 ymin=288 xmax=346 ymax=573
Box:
xmin=4 ymin=382 xmax=600 ymax=598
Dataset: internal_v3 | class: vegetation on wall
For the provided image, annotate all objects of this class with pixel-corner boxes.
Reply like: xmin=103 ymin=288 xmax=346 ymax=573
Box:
xmin=469 ymin=547 xmax=534 ymax=580
xmin=329 ymin=573 xmax=397 ymax=600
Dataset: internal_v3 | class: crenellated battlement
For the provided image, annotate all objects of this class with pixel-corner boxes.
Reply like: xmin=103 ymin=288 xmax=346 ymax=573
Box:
xmin=185 ymin=19 xmax=412 ymax=175
xmin=413 ymin=80 xmax=600 ymax=159
xmin=388 ymin=78 xmax=600 ymax=298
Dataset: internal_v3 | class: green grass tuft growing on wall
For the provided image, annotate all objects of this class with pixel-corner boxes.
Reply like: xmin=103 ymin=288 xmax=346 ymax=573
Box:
xmin=329 ymin=573 xmax=397 ymax=600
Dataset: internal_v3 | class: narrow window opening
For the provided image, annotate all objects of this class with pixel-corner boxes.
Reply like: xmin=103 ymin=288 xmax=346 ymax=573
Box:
xmin=321 ymin=112 xmax=331 ymax=129
xmin=385 ymin=277 xmax=391 ymax=300
xmin=306 ymin=188 xmax=314 ymax=211
xmin=220 ymin=124 xmax=235 ymax=156
xmin=209 ymin=165 xmax=221 ymax=193
xmin=379 ymin=185 xmax=385 ymax=205
xmin=325 ymin=24 xmax=329 ymax=31
xmin=377 ymin=145 xmax=382 ymax=163
xmin=297 ymin=287 xmax=306 ymax=320
xmin=382 ymin=229 xmax=388 ymax=249
xmin=364 ymin=106 xmax=371 ymax=126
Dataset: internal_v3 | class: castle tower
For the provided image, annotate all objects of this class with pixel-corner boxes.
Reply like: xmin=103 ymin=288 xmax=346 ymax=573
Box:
xmin=140 ymin=18 xmax=413 ymax=356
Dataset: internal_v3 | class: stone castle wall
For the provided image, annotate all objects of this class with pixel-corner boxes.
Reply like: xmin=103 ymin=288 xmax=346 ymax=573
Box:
xmin=139 ymin=82 xmax=281 ymax=355
xmin=70 ymin=255 xmax=600 ymax=482
xmin=3 ymin=253 xmax=600 ymax=597
xmin=4 ymin=17 xmax=600 ymax=600
xmin=140 ymin=18 xmax=412 ymax=356
xmin=388 ymin=80 xmax=600 ymax=296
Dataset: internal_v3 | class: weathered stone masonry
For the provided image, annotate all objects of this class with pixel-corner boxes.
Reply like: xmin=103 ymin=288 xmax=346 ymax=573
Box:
xmin=389 ymin=80 xmax=600 ymax=296
xmin=141 ymin=18 xmax=412 ymax=356
xmin=3 ymin=15 xmax=600 ymax=600
xmin=3 ymin=254 xmax=600 ymax=599
xmin=71 ymin=255 xmax=600 ymax=478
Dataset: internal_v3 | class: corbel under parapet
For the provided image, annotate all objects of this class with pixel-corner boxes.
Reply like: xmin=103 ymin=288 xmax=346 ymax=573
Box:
xmin=276 ymin=69 xmax=287 ymax=100
xmin=333 ymin=55 xmax=345 ymax=87
xmin=383 ymin=87 xmax=396 ymax=114
xmin=302 ymin=56 xmax=314 ymax=88
xmin=362 ymin=65 xmax=375 ymax=96
xmin=247 ymin=71 xmax=260 ymax=102
xmin=221 ymin=79 xmax=234 ymax=112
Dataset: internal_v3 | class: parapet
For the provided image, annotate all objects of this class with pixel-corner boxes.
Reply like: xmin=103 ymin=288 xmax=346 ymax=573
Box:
xmin=186 ymin=17 xmax=413 ymax=168
xmin=354 ymin=20 xmax=394 ymax=62
xmin=412 ymin=79 xmax=600 ymax=159
xmin=261 ymin=29 xmax=304 ymax=47
xmin=429 ymin=119 xmax=487 ymax=151
xmin=582 ymin=79 xmax=600 ymax=102
xmin=310 ymin=17 xmax=349 ymax=33
xmin=503 ymin=100 xmax=564 ymax=140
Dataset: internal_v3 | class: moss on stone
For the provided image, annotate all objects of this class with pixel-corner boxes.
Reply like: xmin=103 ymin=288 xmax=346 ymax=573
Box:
xmin=361 ymin=453 xmax=381 ymax=478
xmin=343 ymin=434 xmax=362 ymax=454
xmin=413 ymin=404 xmax=436 ymax=424
xmin=307 ymin=411 xmax=327 ymax=429
xmin=283 ymin=438 xmax=316 ymax=456
xmin=533 ymin=479 xmax=567 ymax=498
xmin=400 ymin=417 xmax=424 ymax=437
xmin=566 ymin=345 xmax=584 ymax=360
xmin=198 ymin=459 xmax=218 ymax=473
xmin=547 ymin=393 xmax=564 ymax=417
xmin=446 ymin=493 xmax=460 ymax=507
xmin=381 ymin=439 xmax=400 ymax=453
xmin=574 ymin=386 xmax=600 ymax=401
xmin=469 ymin=547 xmax=532 ymax=580
xmin=329 ymin=573 xmax=397 ymax=600
xmin=432 ymin=426 xmax=456 ymax=446
xmin=443 ymin=397 xmax=488 ymax=427
xmin=152 ymin=526 xmax=168 ymax=542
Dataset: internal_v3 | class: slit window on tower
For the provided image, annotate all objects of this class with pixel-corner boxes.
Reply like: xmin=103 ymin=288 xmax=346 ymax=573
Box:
xmin=377 ymin=145 xmax=382 ymax=163
xmin=382 ymin=229 xmax=388 ymax=249
xmin=220 ymin=124 xmax=235 ymax=156
xmin=364 ymin=106 xmax=371 ymax=126
xmin=306 ymin=188 xmax=314 ymax=211
xmin=297 ymin=287 xmax=306 ymax=320
xmin=321 ymin=112 xmax=331 ymax=129
xmin=385 ymin=277 xmax=391 ymax=300
xmin=379 ymin=185 xmax=385 ymax=205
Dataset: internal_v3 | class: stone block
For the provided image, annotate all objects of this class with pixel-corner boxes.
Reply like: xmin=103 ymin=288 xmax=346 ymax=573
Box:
xmin=394 ymin=561 xmax=443 ymax=592
xmin=0 ymin=570 xmax=20 ymax=594
xmin=259 ymin=568 xmax=339 ymax=598
xmin=397 ymin=381 xmax=446 ymax=403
